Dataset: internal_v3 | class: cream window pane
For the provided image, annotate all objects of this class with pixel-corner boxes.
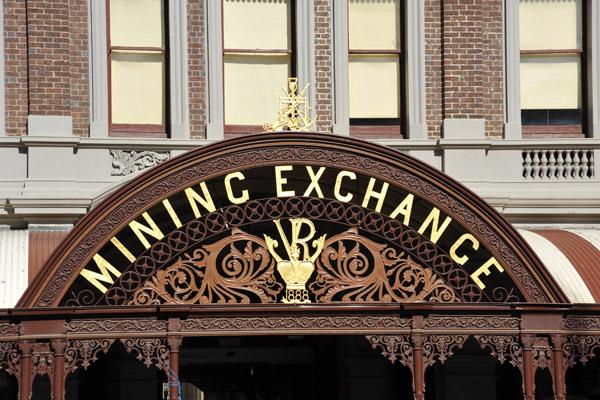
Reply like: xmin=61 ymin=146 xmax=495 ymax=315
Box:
xmin=224 ymin=0 xmax=291 ymax=50
xmin=224 ymin=54 xmax=291 ymax=125
xmin=349 ymin=55 xmax=400 ymax=118
xmin=520 ymin=55 xmax=581 ymax=109
xmin=519 ymin=0 xmax=581 ymax=50
xmin=111 ymin=51 xmax=166 ymax=124
xmin=110 ymin=0 xmax=164 ymax=47
xmin=349 ymin=0 xmax=400 ymax=50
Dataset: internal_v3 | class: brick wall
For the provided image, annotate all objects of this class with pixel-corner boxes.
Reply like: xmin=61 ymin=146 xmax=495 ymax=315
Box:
xmin=27 ymin=0 xmax=71 ymax=115
xmin=4 ymin=1 xmax=28 ymax=136
xmin=314 ymin=0 xmax=332 ymax=132
xmin=425 ymin=0 xmax=443 ymax=138
xmin=188 ymin=0 xmax=207 ymax=139
xmin=2 ymin=0 xmax=507 ymax=140
xmin=69 ymin=0 xmax=90 ymax=137
xmin=426 ymin=0 xmax=504 ymax=139
xmin=481 ymin=0 xmax=504 ymax=139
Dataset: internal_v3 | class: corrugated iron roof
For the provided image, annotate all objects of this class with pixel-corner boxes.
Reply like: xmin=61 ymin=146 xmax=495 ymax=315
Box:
xmin=519 ymin=229 xmax=595 ymax=303
xmin=28 ymin=230 xmax=69 ymax=284
xmin=0 ymin=230 xmax=28 ymax=308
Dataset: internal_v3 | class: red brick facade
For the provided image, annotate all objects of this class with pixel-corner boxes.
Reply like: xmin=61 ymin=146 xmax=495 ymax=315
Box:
xmin=188 ymin=0 xmax=207 ymax=139
xmin=2 ymin=1 xmax=507 ymax=139
xmin=4 ymin=1 xmax=28 ymax=136
xmin=425 ymin=0 xmax=504 ymax=139
xmin=314 ymin=0 xmax=333 ymax=132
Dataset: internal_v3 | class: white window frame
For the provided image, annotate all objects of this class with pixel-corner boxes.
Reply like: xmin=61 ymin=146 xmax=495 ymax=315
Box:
xmin=332 ymin=0 xmax=428 ymax=139
xmin=206 ymin=0 xmax=315 ymax=140
xmin=504 ymin=0 xmax=600 ymax=139
xmin=89 ymin=0 xmax=190 ymax=139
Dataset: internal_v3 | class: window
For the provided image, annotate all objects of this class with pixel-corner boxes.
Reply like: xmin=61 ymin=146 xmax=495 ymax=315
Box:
xmin=223 ymin=0 xmax=294 ymax=133
xmin=348 ymin=0 xmax=404 ymax=137
xmin=519 ymin=0 xmax=584 ymax=138
xmin=107 ymin=0 xmax=168 ymax=137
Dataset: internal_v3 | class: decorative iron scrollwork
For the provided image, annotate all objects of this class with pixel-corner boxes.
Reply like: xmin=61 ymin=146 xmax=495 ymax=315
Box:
xmin=64 ymin=339 xmax=115 ymax=376
xmin=130 ymin=229 xmax=282 ymax=305
xmin=474 ymin=335 xmax=523 ymax=370
xmin=367 ymin=335 xmax=413 ymax=367
xmin=310 ymin=228 xmax=459 ymax=303
xmin=120 ymin=338 xmax=170 ymax=372
xmin=0 ymin=341 xmax=20 ymax=379
xmin=563 ymin=335 xmax=600 ymax=369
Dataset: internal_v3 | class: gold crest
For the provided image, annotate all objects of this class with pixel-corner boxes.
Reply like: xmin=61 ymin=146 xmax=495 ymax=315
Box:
xmin=263 ymin=78 xmax=316 ymax=132
xmin=264 ymin=218 xmax=326 ymax=303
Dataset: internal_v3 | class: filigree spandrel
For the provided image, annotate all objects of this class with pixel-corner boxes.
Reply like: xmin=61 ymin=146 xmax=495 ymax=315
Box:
xmin=563 ymin=335 xmax=600 ymax=368
xmin=474 ymin=335 xmax=523 ymax=371
xmin=120 ymin=338 xmax=170 ymax=372
xmin=309 ymin=228 xmax=459 ymax=303
xmin=366 ymin=335 xmax=413 ymax=368
xmin=130 ymin=229 xmax=283 ymax=305
xmin=422 ymin=335 xmax=468 ymax=368
xmin=64 ymin=339 xmax=115 ymax=376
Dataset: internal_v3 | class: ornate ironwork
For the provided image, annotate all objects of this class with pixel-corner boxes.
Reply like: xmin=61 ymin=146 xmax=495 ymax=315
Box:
xmin=63 ymin=319 xmax=168 ymax=334
xmin=130 ymin=229 xmax=282 ymax=305
xmin=310 ymin=228 xmax=458 ymax=303
xmin=422 ymin=315 xmax=520 ymax=330
xmin=563 ymin=335 xmax=600 ymax=369
xmin=532 ymin=337 xmax=553 ymax=374
xmin=0 ymin=341 xmax=20 ymax=379
xmin=422 ymin=335 xmax=468 ymax=367
xmin=179 ymin=316 xmax=411 ymax=333
xmin=366 ymin=335 xmax=413 ymax=367
xmin=120 ymin=338 xmax=170 ymax=372
xmin=38 ymin=139 xmax=545 ymax=308
xmin=31 ymin=343 xmax=54 ymax=393
xmin=0 ymin=323 xmax=22 ymax=336
xmin=64 ymin=339 xmax=115 ymax=376
xmin=561 ymin=316 xmax=600 ymax=331
xmin=65 ymin=197 xmax=490 ymax=306
xmin=474 ymin=335 xmax=523 ymax=370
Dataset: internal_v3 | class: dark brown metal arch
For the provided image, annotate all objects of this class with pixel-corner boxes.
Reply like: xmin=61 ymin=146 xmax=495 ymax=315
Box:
xmin=18 ymin=132 xmax=568 ymax=307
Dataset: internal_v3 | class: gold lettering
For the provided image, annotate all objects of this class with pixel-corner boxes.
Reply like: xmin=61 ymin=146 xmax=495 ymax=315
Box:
xmin=80 ymin=254 xmax=122 ymax=294
xmin=162 ymin=199 xmax=182 ymax=228
xmin=275 ymin=165 xmax=295 ymax=197
xmin=224 ymin=171 xmax=250 ymax=204
xmin=129 ymin=212 xmax=164 ymax=249
xmin=389 ymin=193 xmax=414 ymax=225
xmin=334 ymin=170 xmax=356 ymax=202
xmin=110 ymin=237 xmax=136 ymax=263
xmin=303 ymin=166 xmax=326 ymax=198
xmin=185 ymin=182 xmax=216 ymax=218
xmin=449 ymin=233 xmax=480 ymax=265
xmin=417 ymin=208 xmax=452 ymax=244
xmin=470 ymin=257 xmax=505 ymax=289
xmin=362 ymin=178 xmax=389 ymax=212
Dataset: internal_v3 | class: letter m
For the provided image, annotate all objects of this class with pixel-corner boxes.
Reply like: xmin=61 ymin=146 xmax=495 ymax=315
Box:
xmin=80 ymin=254 xmax=122 ymax=294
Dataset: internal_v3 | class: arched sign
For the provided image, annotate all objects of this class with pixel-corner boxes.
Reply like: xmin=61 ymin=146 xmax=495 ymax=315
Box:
xmin=19 ymin=133 xmax=566 ymax=308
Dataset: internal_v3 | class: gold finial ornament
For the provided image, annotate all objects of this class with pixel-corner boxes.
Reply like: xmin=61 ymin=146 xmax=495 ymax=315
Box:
xmin=263 ymin=78 xmax=316 ymax=132
xmin=264 ymin=219 xmax=326 ymax=303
